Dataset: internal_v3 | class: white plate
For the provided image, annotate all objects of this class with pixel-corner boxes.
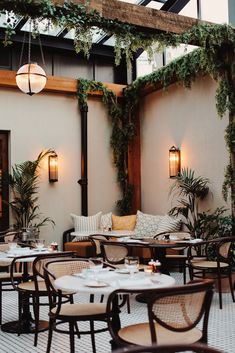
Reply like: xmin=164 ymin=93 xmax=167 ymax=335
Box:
xmin=84 ymin=281 xmax=109 ymax=288
xmin=115 ymin=268 xmax=138 ymax=274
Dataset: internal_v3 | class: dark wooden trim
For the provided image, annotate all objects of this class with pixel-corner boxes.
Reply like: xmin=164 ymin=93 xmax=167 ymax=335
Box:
xmin=128 ymin=107 xmax=141 ymax=213
xmin=0 ymin=131 xmax=9 ymax=231
xmin=78 ymin=106 xmax=88 ymax=216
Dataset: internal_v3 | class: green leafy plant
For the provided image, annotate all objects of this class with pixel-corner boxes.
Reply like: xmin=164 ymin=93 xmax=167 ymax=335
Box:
xmin=169 ymin=168 xmax=210 ymax=237
xmin=6 ymin=150 xmax=55 ymax=230
xmin=194 ymin=207 xmax=233 ymax=240
xmin=77 ymin=78 xmax=134 ymax=215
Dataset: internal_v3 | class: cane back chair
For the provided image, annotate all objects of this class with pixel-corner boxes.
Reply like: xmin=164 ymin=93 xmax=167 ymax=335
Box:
xmin=44 ymin=258 xmax=111 ymax=353
xmin=106 ymin=279 xmax=214 ymax=349
xmin=187 ymin=236 xmax=235 ymax=309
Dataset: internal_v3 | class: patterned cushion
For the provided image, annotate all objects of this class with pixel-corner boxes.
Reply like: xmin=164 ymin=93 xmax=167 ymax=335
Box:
xmin=100 ymin=212 xmax=112 ymax=230
xmin=70 ymin=212 xmax=102 ymax=241
xmin=134 ymin=210 xmax=162 ymax=238
xmin=112 ymin=214 xmax=137 ymax=231
xmin=156 ymin=215 xmax=181 ymax=235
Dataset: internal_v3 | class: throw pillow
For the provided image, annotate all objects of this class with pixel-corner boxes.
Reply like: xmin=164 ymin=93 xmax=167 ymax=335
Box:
xmin=112 ymin=214 xmax=137 ymax=231
xmin=100 ymin=212 xmax=112 ymax=230
xmin=70 ymin=211 xmax=102 ymax=233
xmin=71 ymin=231 xmax=91 ymax=242
xmin=156 ymin=215 xmax=181 ymax=235
xmin=134 ymin=210 xmax=162 ymax=238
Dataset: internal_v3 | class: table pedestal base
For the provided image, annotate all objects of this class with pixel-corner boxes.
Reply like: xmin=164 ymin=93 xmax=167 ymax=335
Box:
xmin=1 ymin=319 xmax=48 ymax=334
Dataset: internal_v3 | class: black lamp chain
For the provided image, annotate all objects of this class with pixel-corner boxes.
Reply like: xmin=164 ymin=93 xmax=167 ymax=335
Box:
xmin=38 ymin=34 xmax=46 ymax=69
xmin=18 ymin=30 xmax=26 ymax=69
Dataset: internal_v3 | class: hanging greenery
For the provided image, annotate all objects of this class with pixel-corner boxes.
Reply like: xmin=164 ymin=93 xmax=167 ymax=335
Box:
xmin=77 ymin=78 xmax=135 ymax=215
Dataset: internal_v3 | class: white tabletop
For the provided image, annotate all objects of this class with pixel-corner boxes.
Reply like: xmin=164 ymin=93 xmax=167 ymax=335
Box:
xmin=54 ymin=270 xmax=175 ymax=295
xmin=0 ymin=248 xmax=53 ymax=263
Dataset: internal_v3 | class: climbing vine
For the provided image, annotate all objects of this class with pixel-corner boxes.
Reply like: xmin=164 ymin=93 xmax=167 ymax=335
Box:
xmin=77 ymin=79 xmax=135 ymax=215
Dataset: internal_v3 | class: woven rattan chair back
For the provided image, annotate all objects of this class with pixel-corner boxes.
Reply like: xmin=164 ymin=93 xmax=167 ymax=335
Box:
xmin=89 ymin=234 xmax=110 ymax=255
xmin=100 ymin=241 xmax=129 ymax=264
xmin=33 ymin=251 xmax=75 ymax=280
xmin=106 ymin=279 xmax=214 ymax=347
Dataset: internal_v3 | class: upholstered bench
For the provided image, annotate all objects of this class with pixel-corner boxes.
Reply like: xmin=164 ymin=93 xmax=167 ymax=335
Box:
xmin=63 ymin=228 xmax=94 ymax=257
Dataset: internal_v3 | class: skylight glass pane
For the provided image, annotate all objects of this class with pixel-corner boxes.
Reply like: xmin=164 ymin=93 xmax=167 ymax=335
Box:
xmin=21 ymin=19 xmax=62 ymax=36
xmin=103 ymin=36 xmax=116 ymax=47
xmin=179 ymin=0 xmax=197 ymax=18
xmin=0 ymin=12 xmax=22 ymax=28
xmin=146 ymin=2 xmax=162 ymax=10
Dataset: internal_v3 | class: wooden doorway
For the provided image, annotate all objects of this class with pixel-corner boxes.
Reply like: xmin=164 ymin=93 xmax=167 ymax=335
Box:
xmin=0 ymin=131 xmax=9 ymax=231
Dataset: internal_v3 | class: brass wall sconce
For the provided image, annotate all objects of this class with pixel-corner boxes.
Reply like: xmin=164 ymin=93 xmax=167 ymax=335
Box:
xmin=169 ymin=146 xmax=181 ymax=178
xmin=48 ymin=153 xmax=58 ymax=182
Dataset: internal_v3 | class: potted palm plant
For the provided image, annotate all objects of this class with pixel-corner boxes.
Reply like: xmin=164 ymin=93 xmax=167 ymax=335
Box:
xmin=169 ymin=168 xmax=211 ymax=238
xmin=6 ymin=149 xmax=55 ymax=240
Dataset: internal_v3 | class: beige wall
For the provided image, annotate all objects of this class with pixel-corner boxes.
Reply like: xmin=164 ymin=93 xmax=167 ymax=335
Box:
xmin=140 ymin=75 xmax=229 ymax=215
xmin=0 ymin=88 xmax=119 ymax=245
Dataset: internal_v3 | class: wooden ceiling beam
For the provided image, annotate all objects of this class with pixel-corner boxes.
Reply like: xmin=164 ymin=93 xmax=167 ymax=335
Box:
xmin=0 ymin=70 xmax=126 ymax=97
xmin=52 ymin=0 xmax=209 ymax=35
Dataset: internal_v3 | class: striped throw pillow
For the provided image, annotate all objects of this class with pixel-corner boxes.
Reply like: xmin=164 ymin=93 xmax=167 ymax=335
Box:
xmin=70 ymin=212 xmax=102 ymax=241
xmin=156 ymin=215 xmax=181 ymax=235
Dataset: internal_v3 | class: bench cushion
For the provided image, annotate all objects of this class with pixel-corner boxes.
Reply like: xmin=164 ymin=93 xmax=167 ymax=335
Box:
xmin=64 ymin=241 xmax=94 ymax=257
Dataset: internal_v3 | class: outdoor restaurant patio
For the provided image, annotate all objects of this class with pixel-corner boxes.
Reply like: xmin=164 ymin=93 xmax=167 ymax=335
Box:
xmin=0 ymin=1 xmax=234 ymax=353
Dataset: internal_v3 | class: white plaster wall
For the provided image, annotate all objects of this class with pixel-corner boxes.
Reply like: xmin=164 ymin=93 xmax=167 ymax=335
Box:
xmin=140 ymin=75 xmax=229 ymax=215
xmin=0 ymin=88 xmax=119 ymax=246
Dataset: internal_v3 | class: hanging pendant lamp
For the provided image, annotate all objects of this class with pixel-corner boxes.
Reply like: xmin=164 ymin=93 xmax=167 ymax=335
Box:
xmin=16 ymin=21 xmax=47 ymax=96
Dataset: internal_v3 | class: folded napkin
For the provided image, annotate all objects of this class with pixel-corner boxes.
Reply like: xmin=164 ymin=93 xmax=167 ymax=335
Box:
xmin=118 ymin=277 xmax=152 ymax=289
xmin=190 ymin=239 xmax=203 ymax=243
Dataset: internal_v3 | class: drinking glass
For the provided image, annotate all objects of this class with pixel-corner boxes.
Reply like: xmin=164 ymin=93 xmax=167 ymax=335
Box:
xmin=124 ymin=256 xmax=139 ymax=276
xmin=34 ymin=239 xmax=45 ymax=250
xmin=88 ymin=257 xmax=103 ymax=272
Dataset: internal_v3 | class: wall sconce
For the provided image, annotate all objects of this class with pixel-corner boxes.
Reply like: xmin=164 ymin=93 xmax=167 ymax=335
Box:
xmin=169 ymin=146 xmax=181 ymax=178
xmin=48 ymin=153 xmax=58 ymax=182
xmin=16 ymin=21 xmax=47 ymax=95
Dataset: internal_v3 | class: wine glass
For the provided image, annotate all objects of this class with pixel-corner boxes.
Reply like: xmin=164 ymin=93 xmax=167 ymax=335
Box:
xmin=124 ymin=256 xmax=139 ymax=277
xmin=88 ymin=257 xmax=103 ymax=272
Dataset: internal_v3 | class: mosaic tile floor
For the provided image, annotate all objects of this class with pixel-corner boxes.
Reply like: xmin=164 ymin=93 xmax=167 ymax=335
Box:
xmin=0 ymin=273 xmax=234 ymax=353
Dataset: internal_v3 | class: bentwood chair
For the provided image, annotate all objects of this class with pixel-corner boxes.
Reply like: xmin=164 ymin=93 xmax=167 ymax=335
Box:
xmin=100 ymin=241 xmax=129 ymax=267
xmin=106 ymin=279 xmax=214 ymax=349
xmin=114 ymin=342 xmax=223 ymax=353
xmin=0 ymin=242 xmax=23 ymax=325
xmin=89 ymin=234 xmax=110 ymax=256
xmin=10 ymin=251 xmax=75 ymax=346
xmin=44 ymin=258 xmax=111 ymax=353
xmin=187 ymin=236 xmax=235 ymax=309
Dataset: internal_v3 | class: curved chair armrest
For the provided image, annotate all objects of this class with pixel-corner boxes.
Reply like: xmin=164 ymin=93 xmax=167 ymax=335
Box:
xmin=62 ymin=228 xmax=75 ymax=250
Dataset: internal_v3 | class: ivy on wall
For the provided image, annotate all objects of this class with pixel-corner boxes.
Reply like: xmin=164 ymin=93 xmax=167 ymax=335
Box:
xmin=77 ymin=79 xmax=135 ymax=215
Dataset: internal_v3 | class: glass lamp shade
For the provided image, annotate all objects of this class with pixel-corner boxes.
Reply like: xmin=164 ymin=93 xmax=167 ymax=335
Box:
xmin=16 ymin=63 xmax=47 ymax=96
xmin=49 ymin=154 xmax=58 ymax=182
xmin=169 ymin=146 xmax=181 ymax=178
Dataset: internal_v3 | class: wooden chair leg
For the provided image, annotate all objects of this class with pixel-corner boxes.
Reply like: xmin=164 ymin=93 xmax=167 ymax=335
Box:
xmin=90 ymin=320 xmax=96 ymax=353
xmin=69 ymin=321 xmax=75 ymax=353
xmin=46 ymin=319 xmax=54 ymax=353
xmin=0 ymin=282 xmax=2 ymax=325
xmin=217 ymin=271 xmax=222 ymax=309
xmin=183 ymin=261 xmax=186 ymax=284
xmin=228 ymin=271 xmax=235 ymax=302
xmin=33 ymin=295 xmax=40 ymax=346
